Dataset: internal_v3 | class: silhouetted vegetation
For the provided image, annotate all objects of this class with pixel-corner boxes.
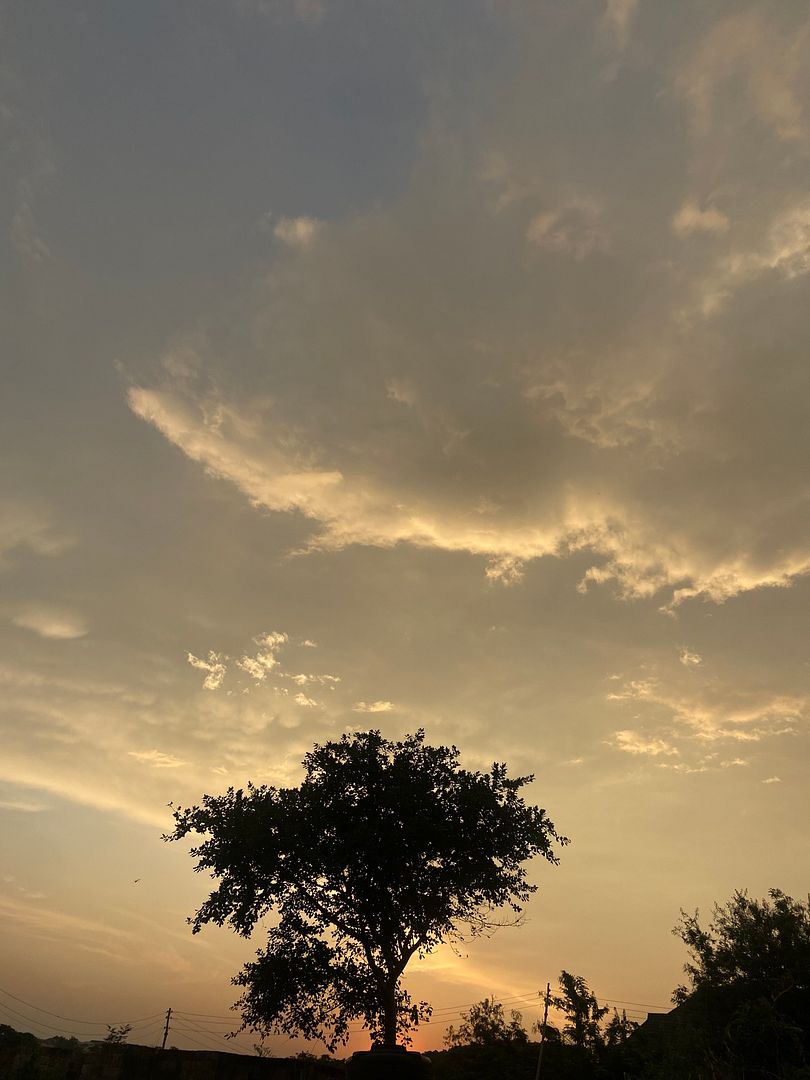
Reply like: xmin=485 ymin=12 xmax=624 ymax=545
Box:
xmin=645 ymin=888 xmax=810 ymax=1080
xmin=167 ymin=729 xmax=566 ymax=1050
xmin=429 ymin=974 xmax=639 ymax=1080
xmin=1 ymin=888 xmax=807 ymax=1077
xmin=104 ymin=1023 xmax=132 ymax=1043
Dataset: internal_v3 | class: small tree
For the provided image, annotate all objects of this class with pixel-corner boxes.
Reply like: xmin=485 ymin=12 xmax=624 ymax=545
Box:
xmin=551 ymin=971 xmax=608 ymax=1057
xmin=671 ymin=888 xmax=810 ymax=1079
xmin=167 ymin=729 xmax=566 ymax=1050
xmin=444 ymin=998 xmax=529 ymax=1048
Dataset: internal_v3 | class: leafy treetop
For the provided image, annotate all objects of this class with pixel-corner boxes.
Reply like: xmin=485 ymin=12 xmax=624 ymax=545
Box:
xmin=167 ymin=729 xmax=566 ymax=1049
xmin=673 ymin=888 xmax=810 ymax=1004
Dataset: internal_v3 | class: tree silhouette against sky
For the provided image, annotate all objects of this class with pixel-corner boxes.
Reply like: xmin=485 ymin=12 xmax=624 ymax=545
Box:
xmin=167 ymin=729 xmax=566 ymax=1049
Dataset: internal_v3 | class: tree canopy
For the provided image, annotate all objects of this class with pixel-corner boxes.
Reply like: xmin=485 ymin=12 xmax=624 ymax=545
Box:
xmin=668 ymin=888 xmax=810 ymax=1079
xmin=167 ymin=729 xmax=566 ymax=1050
xmin=444 ymin=998 xmax=530 ymax=1049
xmin=552 ymin=971 xmax=609 ymax=1056
xmin=673 ymin=887 xmax=810 ymax=1003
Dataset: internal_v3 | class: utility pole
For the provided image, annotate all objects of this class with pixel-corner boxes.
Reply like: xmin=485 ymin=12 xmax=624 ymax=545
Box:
xmin=533 ymin=984 xmax=551 ymax=1080
xmin=161 ymin=1007 xmax=172 ymax=1050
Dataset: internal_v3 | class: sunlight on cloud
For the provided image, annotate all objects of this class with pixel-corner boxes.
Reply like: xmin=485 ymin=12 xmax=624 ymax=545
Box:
xmin=672 ymin=201 xmax=729 ymax=237
xmin=187 ymin=650 xmax=228 ymax=690
xmin=353 ymin=701 xmax=394 ymax=713
xmin=129 ymin=347 xmax=810 ymax=609
xmin=613 ymin=730 xmax=678 ymax=757
xmin=608 ymin=671 xmax=804 ymax=774
xmin=128 ymin=750 xmax=187 ymax=769
xmin=678 ymin=648 xmax=702 ymax=667
xmin=273 ymin=215 xmax=323 ymax=249
xmin=237 ymin=631 xmax=288 ymax=681
xmin=697 ymin=198 xmax=810 ymax=313
xmin=12 ymin=606 xmax=87 ymax=640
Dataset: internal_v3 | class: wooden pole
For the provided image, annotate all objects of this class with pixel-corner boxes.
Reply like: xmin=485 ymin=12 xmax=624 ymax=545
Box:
xmin=161 ymin=1007 xmax=172 ymax=1050
xmin=534 ymin=984 xmax=551 ymax=1080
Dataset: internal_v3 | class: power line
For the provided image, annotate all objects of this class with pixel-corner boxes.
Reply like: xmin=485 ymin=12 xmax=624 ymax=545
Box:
xmin=0 ymin=981 xmax=668 ymax=1053
xmin=0 ymin=999 xmax=107 ymax=1038
xmin=171 ymin=1020 xmax=254 ymax=1055
xmin=0 ymin=986 xmax=162 ymax=1027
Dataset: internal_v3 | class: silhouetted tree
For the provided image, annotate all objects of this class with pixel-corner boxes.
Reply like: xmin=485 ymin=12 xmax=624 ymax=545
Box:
xmin=435 ymin=999 xmax=543 ymax=1080
xmin=552 ymin=971 xmax=608 ymax=1057
xmin=673 ymin=888 xmax=810 ymax=1004
xmin=669 ymin=888 xmax=810 ymax=1078
xmin=602 ymin=1007 xmax=637 ymax=1049
xmin=167 ymin=729 xmax=566 ymax=1050
xmin=445 ymin=998 xmax=530 ymax=1048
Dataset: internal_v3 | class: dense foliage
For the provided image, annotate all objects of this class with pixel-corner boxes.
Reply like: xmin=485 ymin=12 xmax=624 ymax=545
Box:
xmin=661 ymin=889 xmax=810 ymax=1079
xmin=168 ymin=729 xmax=565 ymax=1049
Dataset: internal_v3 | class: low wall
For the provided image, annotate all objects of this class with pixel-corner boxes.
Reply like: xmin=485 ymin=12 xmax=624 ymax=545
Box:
xmin=0 ymin=1042 xmax=345 ymax=1080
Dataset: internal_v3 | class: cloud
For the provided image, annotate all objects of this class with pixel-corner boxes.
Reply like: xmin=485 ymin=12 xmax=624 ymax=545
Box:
xmin=237 ymin=630 xmax=289 ymax=681
xmin=676 ymin=10 xmax=808 ymax=142
xmin=672 ymin=201 xmax=729 ymax=237
xmin=679 ymin=648 xmax=702 ymax=667
xmin=187 ymin=651 xmax=228 ymax=690
xmin=0 ymin=501 xmax=73 ymax=568
xmin=600 ymin=0 xmax=639 ymax=52
xmin=0 ymin=797 xmax=49 ymax=812
xmin=608 ymin=674 xmax=804 ymax=774
xmin=272 ymin=215 xmax=323 ymax=249
xmin=128 ymin=325 xmax=810 ymax=610
xmin=128 ymin=750 xmax=187 ymax=769
xmin=527 ymin=200 xmax=607 ymax=259
xmin=122 ymin=8 xmax=810 ymax=616
xmin=12 ymin=606 xmax=87 ymax=640
xmin=285 ymin=672 xmax=340 ymax=686
xmin=696 ymin=198 xmax=810 ymax=313
xmin=485 ymin=555 xmax=524 ymax=587
xmin=386 ymin=378 xmax=418 ymax=407
xmin=353 ymin=700 xmax=394 ymax=713
xmin=293 ymin=692 xmax=319 ymax=708
xmin=0 ymin=895 xmax=134 ymax=950
xmin=762 ymin=776 xmax=782 ymax=784
xmin=613 ymin=730 xmax=679 ymax=757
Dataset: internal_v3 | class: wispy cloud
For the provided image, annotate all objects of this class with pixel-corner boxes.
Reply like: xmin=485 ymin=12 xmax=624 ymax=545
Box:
xmin=0 ymin=797 xmax=49 ymax=813
xmin=12 ymin=606 xmax=87 ymax=640
xmin=608 ymin=672 xmax=803 ymax=775
xmin=128 ymin=750 xmax=187 ymax=769
xmin=527 ymin=199 xmax=607 ymax=260
xmin=613 ymin=730 xmax=678 ymax=757
xmin=0 ymin=501 xmax=73 ymax=568
xmin=672 ymin=201 xmax=729 ymax=237
xmin=679 ymin=648 xmax=702 ymax=667
xmin=272 ymin=215 xmax=323 ymax=249
xmin=187 ymin=651 xmax=228 ymax=690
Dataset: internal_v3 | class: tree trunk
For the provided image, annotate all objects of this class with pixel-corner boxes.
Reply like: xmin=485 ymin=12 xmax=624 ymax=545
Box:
xmin=382 ymin=980 xmax=398 ymax=1048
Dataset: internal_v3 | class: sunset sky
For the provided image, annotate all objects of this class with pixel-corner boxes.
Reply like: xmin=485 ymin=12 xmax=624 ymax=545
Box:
xmin=2 ymin=0 xmax=809 ymax=1057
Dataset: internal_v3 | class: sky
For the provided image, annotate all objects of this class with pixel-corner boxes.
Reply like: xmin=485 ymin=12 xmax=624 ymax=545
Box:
xmin=2 ymin=0 xmax=809 ymax=1057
